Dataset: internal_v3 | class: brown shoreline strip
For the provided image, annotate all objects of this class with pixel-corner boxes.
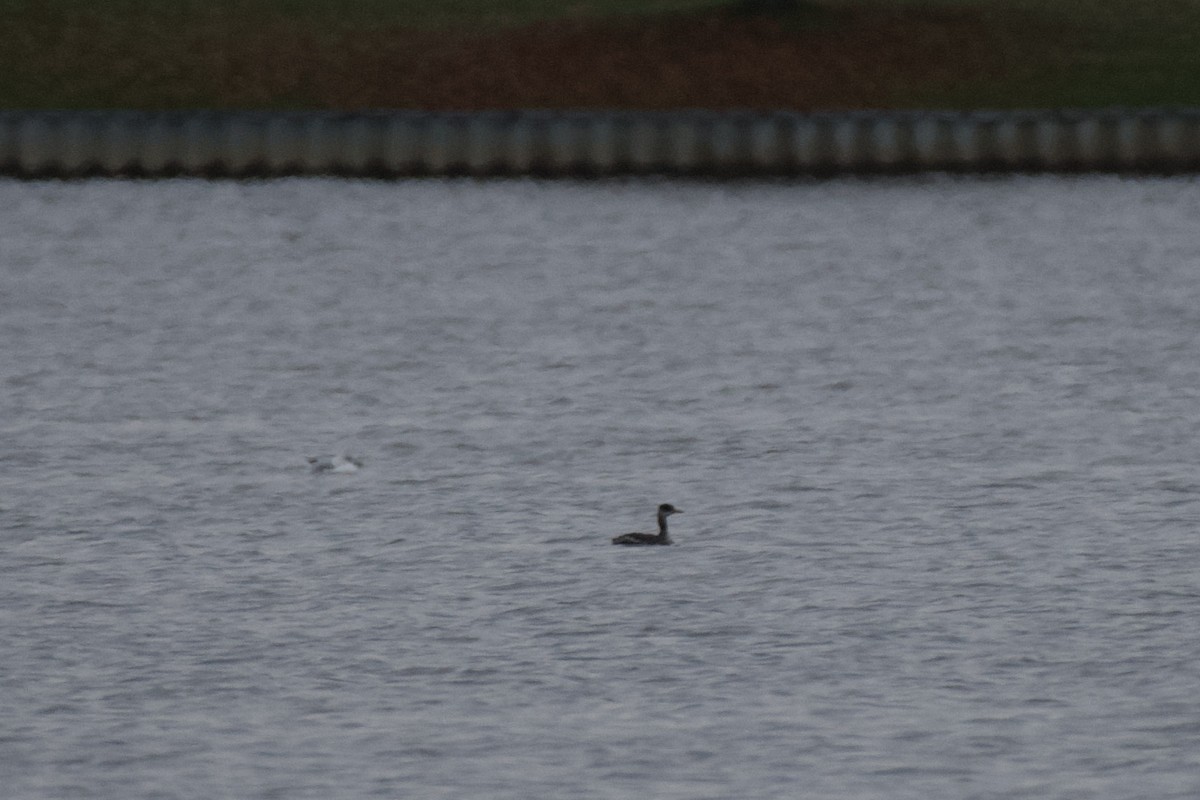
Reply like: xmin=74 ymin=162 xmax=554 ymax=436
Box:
xmin=3 ymin=109 xmax=1200 ymax=177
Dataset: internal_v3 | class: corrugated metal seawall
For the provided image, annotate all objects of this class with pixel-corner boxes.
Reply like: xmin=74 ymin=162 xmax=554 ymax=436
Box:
xmin=3 ymin=109 xmax=1200 ymax=177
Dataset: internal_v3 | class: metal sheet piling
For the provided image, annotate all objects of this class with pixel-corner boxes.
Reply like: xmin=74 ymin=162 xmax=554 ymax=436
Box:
xmin=3 ymin=109 xmax=1200 ymax=177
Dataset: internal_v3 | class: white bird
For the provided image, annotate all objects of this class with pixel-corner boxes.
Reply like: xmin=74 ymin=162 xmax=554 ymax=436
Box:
xmin=307 ymin=454 xmax=364 ymax=474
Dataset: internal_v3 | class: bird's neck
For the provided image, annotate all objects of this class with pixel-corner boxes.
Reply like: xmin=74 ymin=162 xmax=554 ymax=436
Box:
xmin=657 ymin=512 xmax=670 ymax=539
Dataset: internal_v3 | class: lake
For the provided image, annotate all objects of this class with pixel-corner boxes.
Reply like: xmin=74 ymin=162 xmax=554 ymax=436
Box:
xmin=2 ymin=175 xmax=1199 ymax=798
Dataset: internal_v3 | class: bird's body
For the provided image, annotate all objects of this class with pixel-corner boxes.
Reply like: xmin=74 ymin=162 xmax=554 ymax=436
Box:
xmin=612 ymin=503 xmax=681 ymax=546
xmin=611 ymin=531 xmax=669 ymax=546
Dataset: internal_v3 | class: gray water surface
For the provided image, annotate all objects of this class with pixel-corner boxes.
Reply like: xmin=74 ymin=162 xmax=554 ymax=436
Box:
xmin=3 ymin=176 xmax=1200 ymax=798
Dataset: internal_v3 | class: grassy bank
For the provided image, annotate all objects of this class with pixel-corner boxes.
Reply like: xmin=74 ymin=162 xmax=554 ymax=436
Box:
xmin=1 ymin=0 xmax=1198 ymax=110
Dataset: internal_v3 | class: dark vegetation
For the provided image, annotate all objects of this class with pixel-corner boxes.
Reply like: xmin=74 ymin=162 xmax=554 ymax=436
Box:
xmin=1 ymin=0 xmax=1198 ymax=109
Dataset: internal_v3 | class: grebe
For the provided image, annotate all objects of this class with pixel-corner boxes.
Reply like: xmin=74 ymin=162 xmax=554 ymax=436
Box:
xmin=307 ymin=454 xmax=363 ymax=474
xmin=612 ymin=503 xmax=681 ymax=546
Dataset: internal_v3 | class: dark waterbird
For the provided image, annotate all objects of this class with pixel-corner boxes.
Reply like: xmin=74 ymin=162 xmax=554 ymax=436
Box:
xmin=612 ymin=503 xmax=681 ymax=546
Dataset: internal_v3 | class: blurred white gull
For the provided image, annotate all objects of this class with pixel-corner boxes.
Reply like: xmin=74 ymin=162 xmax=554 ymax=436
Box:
xmin=307 ymin=454 xmax=364 ymax=474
